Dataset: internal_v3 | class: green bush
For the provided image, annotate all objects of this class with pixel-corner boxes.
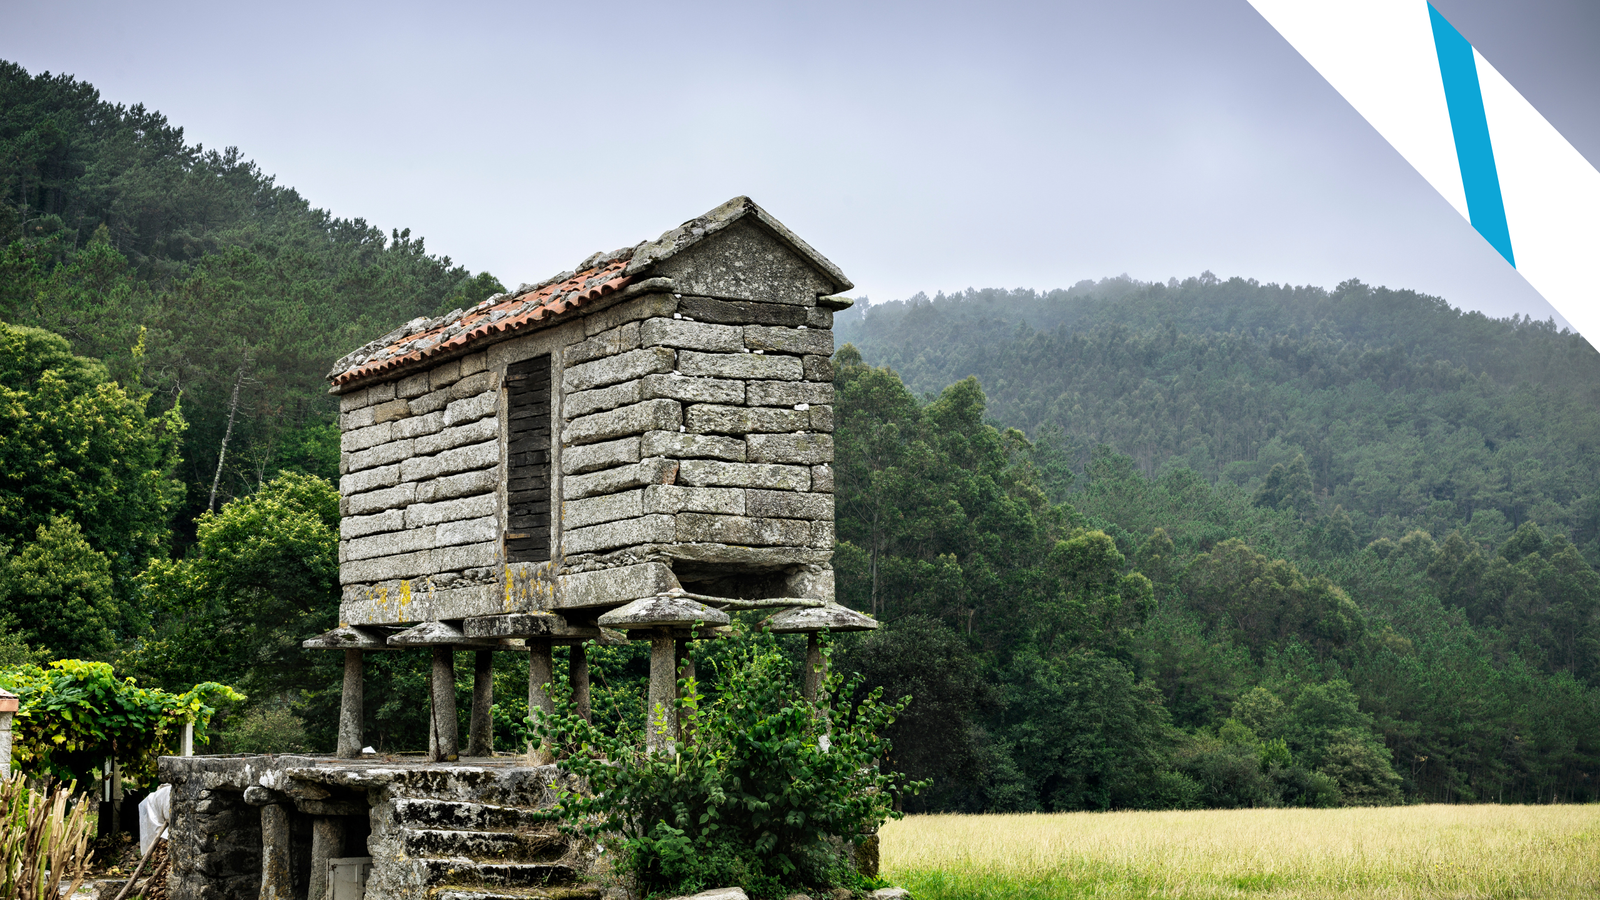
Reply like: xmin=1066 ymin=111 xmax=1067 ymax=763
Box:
xmin=215 ymin=705 xmax=310 ymax=755
xmin=533 ymin=637 xmax=921 ymax=899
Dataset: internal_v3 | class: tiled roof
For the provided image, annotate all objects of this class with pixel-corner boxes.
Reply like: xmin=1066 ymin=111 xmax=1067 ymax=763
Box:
xmin=327 ymin=196 xmax=851 ymax=390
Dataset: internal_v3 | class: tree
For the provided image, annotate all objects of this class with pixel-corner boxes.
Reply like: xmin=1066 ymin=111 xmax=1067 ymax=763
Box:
xmin=3 ymin=516 xmax=117 ymax=659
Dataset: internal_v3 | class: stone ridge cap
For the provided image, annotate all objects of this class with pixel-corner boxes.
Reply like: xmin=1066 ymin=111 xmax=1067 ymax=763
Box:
xmin=325 ymin=196 xmax=852 ymax=390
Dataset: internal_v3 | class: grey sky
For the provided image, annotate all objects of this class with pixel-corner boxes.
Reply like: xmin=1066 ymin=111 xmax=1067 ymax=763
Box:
xmin=6 ymin=1 xmax=1596 ymax=325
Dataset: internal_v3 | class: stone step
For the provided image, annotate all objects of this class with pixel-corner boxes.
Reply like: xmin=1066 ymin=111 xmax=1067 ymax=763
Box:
xmin=435 ymin=887 xmax=602 ymax=900
xmin=385 ymin=764 xmax=561 ymax=807
xmin=393 ymin=798 xmax=548 ymax=833
xmin=401 ymin=827 xmax=569 ymax=862
xmin=419 ymin=859 xmax=580 ymax=889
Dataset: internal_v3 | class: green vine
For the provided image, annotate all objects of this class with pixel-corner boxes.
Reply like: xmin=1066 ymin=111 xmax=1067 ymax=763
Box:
xmin=0 ymin=660 xmax=243 ymax=786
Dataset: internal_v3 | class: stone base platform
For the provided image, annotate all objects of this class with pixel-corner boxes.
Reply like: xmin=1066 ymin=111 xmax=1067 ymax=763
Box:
xmin=158 ymin=754 xmax=600 ymax=900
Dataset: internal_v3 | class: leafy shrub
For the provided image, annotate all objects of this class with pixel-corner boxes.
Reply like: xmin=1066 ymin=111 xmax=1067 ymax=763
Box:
xmin=0 ymin=660 xmax=241 ymax=784
xmin=533 ymin=637 xmax=920 ymax=899
xmin=215 ymin=704 xmax=310 ymax=755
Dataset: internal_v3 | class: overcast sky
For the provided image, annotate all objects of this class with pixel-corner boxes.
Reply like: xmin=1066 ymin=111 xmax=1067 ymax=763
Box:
xmin=6 ymin=1 xmax=1596 ymax=324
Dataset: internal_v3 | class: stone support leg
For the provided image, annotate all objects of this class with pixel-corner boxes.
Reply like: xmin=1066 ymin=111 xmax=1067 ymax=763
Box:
xmin=260 ymin=803 xmax=294 ymax=900
xmin=429 ymin=646 xmax=459 ymax=763
xmin=337 ymin=649 xmax=363 ymax=759
xmin=527 ymin=639 xmax=555 ymax=763
xmin=647 ymin=631 xmax=678 ymax=755
xmin=571 ymin=642 xmax=592 ymax=724
xmin=467 ymin=649 xmax=494 ymax=757
xmin=308 ymin=816 xmax=345 ymax=900
xmin=803 ymin=633 xmax=826 ymax=702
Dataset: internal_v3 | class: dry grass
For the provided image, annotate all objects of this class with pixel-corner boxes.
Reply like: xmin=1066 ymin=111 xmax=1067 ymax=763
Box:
xmin=880 ymin=805 xmax=1600 ymax=899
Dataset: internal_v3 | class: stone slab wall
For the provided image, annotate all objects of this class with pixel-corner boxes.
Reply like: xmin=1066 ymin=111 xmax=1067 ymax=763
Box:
xmin=335 ymin=217 xmax=842 ymax=624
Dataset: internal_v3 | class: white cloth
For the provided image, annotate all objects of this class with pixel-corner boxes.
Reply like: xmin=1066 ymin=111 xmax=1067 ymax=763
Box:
xmin=138 ymin=784 xmax=172 ymax=856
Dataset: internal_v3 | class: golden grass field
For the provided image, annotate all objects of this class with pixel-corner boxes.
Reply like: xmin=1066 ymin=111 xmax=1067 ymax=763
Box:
xmin=879 ymin=805 xmax=1600 ymax=900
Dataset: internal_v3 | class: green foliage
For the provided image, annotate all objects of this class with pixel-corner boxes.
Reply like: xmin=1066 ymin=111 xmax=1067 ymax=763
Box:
xmin=3 ymin=517 xmax=117 ymax=659
xmin=0 ymin=321 xmax=183 ymax=634
xmin=214 ymin=704 xmax=310 ymax=755
xmin=0 ymin=660 xmax=241 ymax=785
xmin=533 ymin=638 xmax=916 ymax=899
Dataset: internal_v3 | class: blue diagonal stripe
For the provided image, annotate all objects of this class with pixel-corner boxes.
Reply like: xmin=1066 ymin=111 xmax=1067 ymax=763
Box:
xmin=1428 ymin=3 xmax=1515 ymax=267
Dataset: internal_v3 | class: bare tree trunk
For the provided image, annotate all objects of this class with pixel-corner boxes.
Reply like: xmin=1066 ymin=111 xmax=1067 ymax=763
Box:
xmin=208 ymin=361 xmax=249 ymax=512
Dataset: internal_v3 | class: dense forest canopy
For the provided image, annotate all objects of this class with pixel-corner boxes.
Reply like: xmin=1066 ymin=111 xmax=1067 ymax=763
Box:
xmin=2 ymin=59 xmax=1597 ymax=811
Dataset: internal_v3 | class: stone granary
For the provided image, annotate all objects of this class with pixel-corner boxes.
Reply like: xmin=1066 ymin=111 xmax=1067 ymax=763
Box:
xmin=159 ymin=197 xmax=879 ymax=900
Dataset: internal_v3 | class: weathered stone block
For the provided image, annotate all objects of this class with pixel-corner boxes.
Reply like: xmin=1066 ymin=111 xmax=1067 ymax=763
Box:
xmin=397 ymin=371 xmax=431 ymax=399
xmin=810 ymin=521 xmax=836 ymax=549
xmin=396 ymin=410 xmax=446 ymax=440
xmin=640 ymin=373 xmax=745 ymax=405
xmin=341 ymin=422 xmax=393 ymax=453
xmin=678 ymin=350 xmax=802 ymax=381
xmin=565 ymin=380 xmax=642 ymax=418
xmin=743 ymin=325 xmax=833 ymax=356
xmin=339 ymin=387 xmax=371 ymax=413
xmin=564 ymin=514 xmax=676 ymax=554
xmin=345 ymin=483 xmax=417 ymax=516
xmin=810 ymin=405 xmax=834 ymax=433
xmin=429 ymin=358 xmax=462 ymax=390
xmin=347 ymin=437 xmax=414 ymax=473
xmin=675 ymin=513 xmax=811 ymax=546
xmin=558 ymin=561 xmax=679 ymax=608
xmin=746 ymin=380 xmax=831 ymax=407
xmin=811 ymin=464 xmax=834 ymax=493
xmin=340 ymin=549 xmax=432 ymax=584
xmin=641 ymin=430 xmax=747 ymax=461
xmin=443 ymin=390 xmax=497 ymax=426
xmin=340 ymin=464 xmax=399 ymax=496
xmin=563 ymin=436 xmax=641 ymax=475
xmin=583 ymin=292 xmax=678 ymax=337
xmin=344 ymin=526 xmax=434 ymax=562
xmin=803 ymin=355 xmax=833 ymax=381
xmin=747 ymin=433 xmax=832 ymax=465
xmin=399 ymin=439 xmax=498 ymax=482
xmin=415 ymin=467 xmax=498 ymax=503
xmin=565 ymin=398 xmax=682 ymax=446
xmin=746 ymin=490 xmax=833 ymax=520
xmin=437 ymin=514 xmax=498 ymax=547
xmin=688 ymin=405 xmax=808 ymax=435
xmin=409 ymin=386 xmax=452 ymax=416
xmin=563 ymin=490 xmax=644 ymax=529
xmin=341 ymin=406 xmax=375 ymax=430
xmin=405 ymin=493 xmax=496 ymax=528
xmin=449 ymin=370 xmax=497 ymax=400
xmin=806 ymin=307 xmax=834 ymax=328
xmin=414 ymin=415 xmax=498 ymax=457
xmin=676 ymin=460 xmax=810 ymax=491
xmin=644 ymin=484 xmax=745 ymax=516
xmin=676 ymin=296 xmax=809 ymax=327
xmin=564 ymin=458 xmax=679 ymax=500
xmin=460 ymin=351 xmax=488 ymax=377
xmin=365 ymin=382 xmax=397 ymax=404
xmin=435 ymin=541 xmax=496 ymax=571
xmin=341 ymin=508 xmax=405 ymax=540
xmin=564 ymin=347 xmax=675 ymax=392
xmin=640 ymin=318 xmax=743 ymax=352
xmin=566 ymin=320 xmax=641 ymax=366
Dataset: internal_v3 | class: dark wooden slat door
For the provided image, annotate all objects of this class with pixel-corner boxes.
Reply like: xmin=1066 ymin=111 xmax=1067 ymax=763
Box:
xmin=504 ymin=355 xmax=552 ymax=562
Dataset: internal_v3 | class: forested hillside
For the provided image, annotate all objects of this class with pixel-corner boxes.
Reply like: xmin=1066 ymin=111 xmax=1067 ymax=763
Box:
xmin=837 ymin=277 xmax=1600 ymax=556
xmin=3 ymin=60 xmax=1596 ymax=813
xmin=0 ymin=60 xmax=503 ymax=535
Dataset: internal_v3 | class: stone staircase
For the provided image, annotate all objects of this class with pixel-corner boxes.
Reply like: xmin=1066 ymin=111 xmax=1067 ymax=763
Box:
xmin=364 ymin=766 xmax=603 ymax=900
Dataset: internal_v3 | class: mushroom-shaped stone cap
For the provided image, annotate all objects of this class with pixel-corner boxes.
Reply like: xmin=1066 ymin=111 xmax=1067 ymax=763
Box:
xmin=0 ymin=687 xmax=17 ymax=714
xmin=597 ymin=594 xmax=732 ymax=630
xmin=387 ymin=620 xmax=496 ymax=647
xmin=763 ymin=604 xmax=879 ymax=633
xmin=302 ymin=624 xmax=396 ymax=650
